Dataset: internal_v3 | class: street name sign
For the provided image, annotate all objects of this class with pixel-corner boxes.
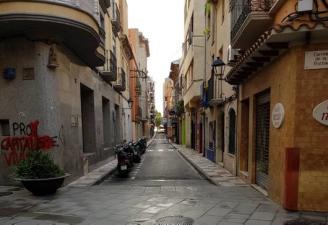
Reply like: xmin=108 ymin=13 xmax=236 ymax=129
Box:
xmin=305 ymin=50 xmax=328 ymax=70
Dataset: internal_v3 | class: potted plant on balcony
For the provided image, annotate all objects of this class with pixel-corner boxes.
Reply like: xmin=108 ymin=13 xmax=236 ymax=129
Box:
xmin=14 ymin=150 xmax=69 ymax=196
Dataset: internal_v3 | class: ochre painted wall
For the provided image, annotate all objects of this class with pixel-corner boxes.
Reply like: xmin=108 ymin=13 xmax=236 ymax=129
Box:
xmin=240 ymin=47 xmax=298 ymax=206
xmin=294 ymin=44 xmax=328 ymax=211
xmin=239 ymin=44 xmax=328 ymax=211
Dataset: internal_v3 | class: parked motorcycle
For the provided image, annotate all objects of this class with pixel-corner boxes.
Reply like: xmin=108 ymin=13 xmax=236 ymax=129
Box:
xmin=114 ymin=144 xmax=133 ymax=176
xmin=132 ymin=142 xmax=141 ymax=163
xmin=137 ymin=137 xmax=147 ymax=155
xmin=114 ymin=139 xmax=146 ymax=176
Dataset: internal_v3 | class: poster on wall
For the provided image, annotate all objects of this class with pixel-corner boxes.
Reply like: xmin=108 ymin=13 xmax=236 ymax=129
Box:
xmin=313 ymin=100 xmax=328 ymax=126
xmin=272 ymin=103 xmax=285 ymax=129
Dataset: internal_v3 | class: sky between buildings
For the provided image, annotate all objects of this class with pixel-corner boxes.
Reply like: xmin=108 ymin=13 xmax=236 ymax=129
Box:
xmin=127 ymin=0 xmax=184 ymax=114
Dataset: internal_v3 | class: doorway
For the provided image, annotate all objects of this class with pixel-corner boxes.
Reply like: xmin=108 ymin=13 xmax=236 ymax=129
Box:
xmin=80 ymin=84 xmax=96 ymax=153
xmin=255 ymin=90 xmax=271 ymax=190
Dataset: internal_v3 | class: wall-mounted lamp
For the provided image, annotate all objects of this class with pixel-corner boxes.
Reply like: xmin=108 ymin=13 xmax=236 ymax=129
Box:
xmin=212 ymin=57 xmax=226 ymax=99
xmin=212 ymin=57 xmax=226 ymax=77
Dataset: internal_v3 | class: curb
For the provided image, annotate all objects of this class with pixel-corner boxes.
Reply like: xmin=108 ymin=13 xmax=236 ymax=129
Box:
xmin=147 ymin=131 xmax=156 ymax=147
xmin=70 ymin=134 xmax=157 ymax=187
xmin=68 ymin=159 xmax=117 ymax=187
xmin=176 ymin=147 xmax=218 ymax=186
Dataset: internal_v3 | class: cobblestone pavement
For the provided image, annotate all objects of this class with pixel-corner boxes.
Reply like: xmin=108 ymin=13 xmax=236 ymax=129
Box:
xmin=0 ymin=182 xmax=327 ymax=225
xmin=175 ymin=145 xmax=247 ymax=187
xmin=0 ymin=134 xmax=327 ymax=225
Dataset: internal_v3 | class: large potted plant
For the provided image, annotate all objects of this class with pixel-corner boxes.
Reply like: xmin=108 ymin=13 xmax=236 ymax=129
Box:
xmin=14 ymin=150 xmax=69 ymax=196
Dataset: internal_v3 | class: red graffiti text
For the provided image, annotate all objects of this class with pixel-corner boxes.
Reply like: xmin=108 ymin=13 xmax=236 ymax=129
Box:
xmin=1 ymin=121 xmax=58 ymax=166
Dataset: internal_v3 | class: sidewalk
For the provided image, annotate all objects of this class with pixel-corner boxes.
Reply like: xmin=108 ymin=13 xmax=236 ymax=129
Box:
xmin=174 ymin=144 xmax=247 ymax=187
xmin=69 ymin=134 xmax=156 ymax=187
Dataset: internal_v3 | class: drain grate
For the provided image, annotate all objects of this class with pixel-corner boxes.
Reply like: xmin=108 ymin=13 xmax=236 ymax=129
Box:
xmin=284 ymin=218 xmax=326 ymax=225
xmin=155 ymin=216 xmax=194 ymax=225
xmin=0 ymin=192 xmax=13 ymax=197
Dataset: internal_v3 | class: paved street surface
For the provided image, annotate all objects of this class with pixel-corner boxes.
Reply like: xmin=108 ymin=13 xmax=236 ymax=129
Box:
xmin=0 ymin=133 xmax=327 ymax=225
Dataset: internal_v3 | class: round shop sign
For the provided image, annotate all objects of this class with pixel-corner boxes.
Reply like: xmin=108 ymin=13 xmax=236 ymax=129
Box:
xmin=272 ymin=103 xmax=285 ymax=129
xmin=313 ymin=100 xmax=328 ymax=126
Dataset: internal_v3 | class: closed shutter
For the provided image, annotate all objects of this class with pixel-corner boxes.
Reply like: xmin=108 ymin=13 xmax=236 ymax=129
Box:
xmin=255 ymin=90 xmax=270 ymax=189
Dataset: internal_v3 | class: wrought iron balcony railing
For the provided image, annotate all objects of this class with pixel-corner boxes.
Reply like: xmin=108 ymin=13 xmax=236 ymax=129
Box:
xmin=114 ymin=68 xmax=126 ymax=92
xmin=111 ymin=3 xmax=121 ymax=36
xmin=231 ymin=0 xmax=272 ymax=46
xmin=100 ymin=50 xmax=117 ymax=82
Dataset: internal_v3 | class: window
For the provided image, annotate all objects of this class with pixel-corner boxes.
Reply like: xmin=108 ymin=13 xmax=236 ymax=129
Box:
xmin=0 ymin=120 xmax=10 ymax=136
xmin=228 ymin=108 xmax=236 ymax=154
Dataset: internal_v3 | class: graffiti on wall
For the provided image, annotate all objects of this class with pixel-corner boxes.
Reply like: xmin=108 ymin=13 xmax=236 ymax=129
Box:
xmin=1 ymin=120 xmax=58 ymax=166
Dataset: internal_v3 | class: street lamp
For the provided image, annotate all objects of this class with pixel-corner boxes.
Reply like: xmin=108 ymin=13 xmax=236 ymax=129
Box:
xmin=212 ymin=57 xmax=226 ymax=99
xmin=212 ymin=57 xmax=225 ymax=76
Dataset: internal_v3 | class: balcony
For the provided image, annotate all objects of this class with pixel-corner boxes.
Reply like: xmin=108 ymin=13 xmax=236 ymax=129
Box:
xmin=183 ymin=80 xmax=202 ymax=109
xmin=119 ymin=34 xmax=133 ymax=60
xmin=113 ymin=68 xmax=126 ymax=92
xmin=0 ymin=0 xmax=105 ymax=67
xmin=100 ymin=50 xmax=117 ymax=83
xmin=111 ymin=3 xmax=121 ymax=36
xmin=231 ymin=0 xmax=273 ymax=49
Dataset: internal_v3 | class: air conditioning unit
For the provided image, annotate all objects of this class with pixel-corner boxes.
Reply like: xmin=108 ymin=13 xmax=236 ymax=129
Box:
xmin=227 ymin=45 xmax=239 ymax=64
xmin=297 ymin=0 xmax=313 ymax=12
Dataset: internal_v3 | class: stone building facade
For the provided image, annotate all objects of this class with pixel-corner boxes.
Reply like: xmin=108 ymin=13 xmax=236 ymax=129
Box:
xmin=0 ymin=0 xmax=146 ymax=185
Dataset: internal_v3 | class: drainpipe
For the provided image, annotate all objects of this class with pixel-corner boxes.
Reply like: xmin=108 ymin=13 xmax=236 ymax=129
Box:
xmin=203 ymin=11 xmax=207 ymax=157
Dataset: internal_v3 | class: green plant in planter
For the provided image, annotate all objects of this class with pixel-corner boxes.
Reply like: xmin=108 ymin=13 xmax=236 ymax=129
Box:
xmin=15 ymin=150 xmax=64 ymax=179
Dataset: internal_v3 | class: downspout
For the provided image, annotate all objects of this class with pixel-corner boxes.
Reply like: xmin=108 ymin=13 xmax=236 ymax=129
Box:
xmin=203 ymin=7 xmax=207 ymax=157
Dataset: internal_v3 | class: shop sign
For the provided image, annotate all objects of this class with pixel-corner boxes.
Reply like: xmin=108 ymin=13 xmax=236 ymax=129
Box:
xmin=272 ymin=103 xmax=285 ymax=128
xmin=313 ymin=100 xmax=328 ymax=126
xmin=305 ymin=50 xmax=328 ymax=70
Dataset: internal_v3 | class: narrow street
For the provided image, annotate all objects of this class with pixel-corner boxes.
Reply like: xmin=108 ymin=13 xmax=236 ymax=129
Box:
xmin=104 ymin=133 xmax=203 ymax=182
xmin=2 ymin=134 xmax=324 ymax=225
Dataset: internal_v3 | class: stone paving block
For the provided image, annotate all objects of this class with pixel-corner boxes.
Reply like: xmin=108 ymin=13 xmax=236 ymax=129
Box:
xmin=218 ymin=221 xmax=243 ymax=225
xmin=206 ymin=207 xmax=232 ymax=217
xmin=232 ymin=203 xmax=258 ymax=215
xmin=249 ymin=212 xmax=276 ymax=221
xmin=244 ymin=219 xmax=272 ymax=225
xmin=195 ymin=215 xmax=223 ymax=225
xmin=142 ymin=206 xmax=165 ymax=214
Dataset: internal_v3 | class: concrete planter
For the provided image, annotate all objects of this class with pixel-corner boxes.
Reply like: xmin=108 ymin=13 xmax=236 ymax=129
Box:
xmin=15 ymin=174 xmax=70 ymax=196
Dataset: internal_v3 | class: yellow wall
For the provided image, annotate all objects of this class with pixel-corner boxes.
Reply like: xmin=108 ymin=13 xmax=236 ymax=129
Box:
xmin=240 ymin=46 xmax=298 ymax=205
xmin=294 ymin=44 xmax=328 ymax=211
xmin=239 ymin=43 xmax=328 ymax=211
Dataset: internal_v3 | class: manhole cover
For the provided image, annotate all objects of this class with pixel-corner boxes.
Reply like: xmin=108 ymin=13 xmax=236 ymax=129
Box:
xmin=0 ymin=192 xmax=13 ymax=197
xmin=284 ymin=219 xmax=326 ymax=225
xmin=155 ymin=216 xmax=194 ymax=225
